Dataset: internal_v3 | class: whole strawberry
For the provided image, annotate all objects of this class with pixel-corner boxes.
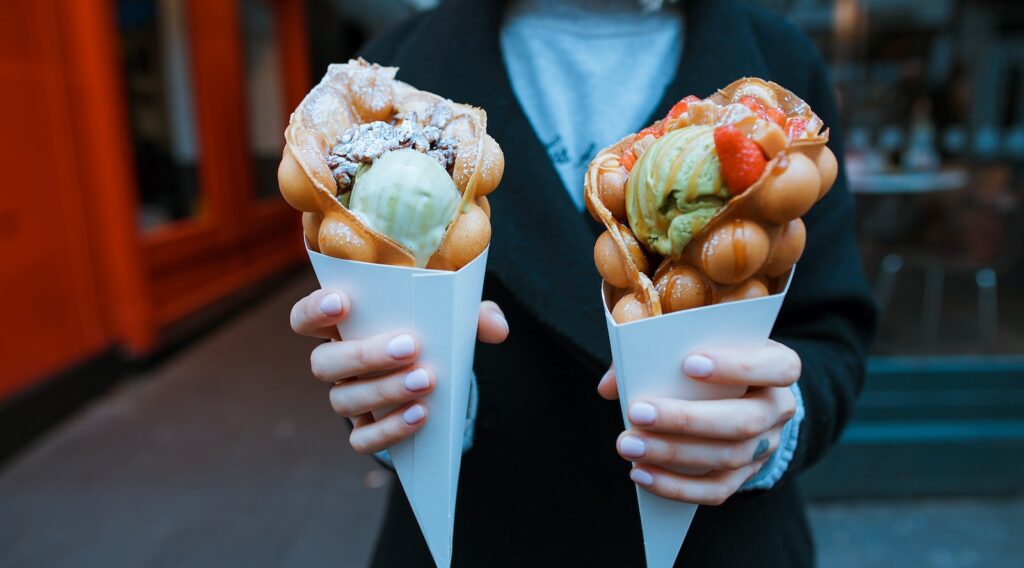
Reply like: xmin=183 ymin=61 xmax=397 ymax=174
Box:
xmin=714 ymin=125 xmax=768 ymax=195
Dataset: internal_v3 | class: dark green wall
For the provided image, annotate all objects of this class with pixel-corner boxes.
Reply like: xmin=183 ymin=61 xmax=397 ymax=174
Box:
xmin=802 ymin=356 xmax=1024 ymax=499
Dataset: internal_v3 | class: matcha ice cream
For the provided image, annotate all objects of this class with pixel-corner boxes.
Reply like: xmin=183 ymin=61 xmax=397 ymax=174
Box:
xmin=625 ymin=126 xmax=731 ymax=258
xmin=349 ymin=148 xmax=461 ymax=267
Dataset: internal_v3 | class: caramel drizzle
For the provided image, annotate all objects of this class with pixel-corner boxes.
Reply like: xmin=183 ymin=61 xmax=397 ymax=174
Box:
xmin=731 ymin=218 xmax=746 ymax=280
xmin=660 ymin=128 xmax=713 ymax=237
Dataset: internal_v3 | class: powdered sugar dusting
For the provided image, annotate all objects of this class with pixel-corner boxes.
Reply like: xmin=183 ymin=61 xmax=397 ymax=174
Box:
xmin=327 ymin=113 xmax=458 ymax=192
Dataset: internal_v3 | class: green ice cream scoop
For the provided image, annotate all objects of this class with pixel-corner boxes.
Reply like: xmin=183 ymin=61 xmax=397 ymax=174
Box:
xmin=625 ymin=126 xmax=731 ymax=258
xmin=349 ymin=149 xmax=461 ymax=267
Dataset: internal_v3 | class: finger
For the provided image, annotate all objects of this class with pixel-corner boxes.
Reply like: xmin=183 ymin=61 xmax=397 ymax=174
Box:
xmin=329 ymin=367 xmax=435 ymax=418
xmin=629 ymin=462 xmax=760 ymax=506
xmin=310 ymin=333 xmax=419 ymax=383
xmin=597 ymin=367 xmax=618 ymax=400
xmin=617 ymin=426 xmax=783 ymax=471
xmin=351 ymin=413 xmax=373 ymax=429
xmin=290 ymin=289 xmax=350 ymax=339
xmin=683 ymin=339 xmax=801 ymax=387
xmin=477 ymin=301 xmax=509 ymax=344
xmin=626 ymin=387 xmax=795 ymax=440
xmin=349 ymin=402 xmax=428 ymax=455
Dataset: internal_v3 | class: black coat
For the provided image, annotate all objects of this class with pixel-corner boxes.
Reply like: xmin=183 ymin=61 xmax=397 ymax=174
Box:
xmin=360 ymin=0 xmax=877 ymax=566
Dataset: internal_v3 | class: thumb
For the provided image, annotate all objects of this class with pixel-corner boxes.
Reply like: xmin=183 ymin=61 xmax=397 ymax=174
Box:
xmin=597 ymin=367 xmax=619 ymax=400
xmin=477 ymin=301 xmax=509 ymax=344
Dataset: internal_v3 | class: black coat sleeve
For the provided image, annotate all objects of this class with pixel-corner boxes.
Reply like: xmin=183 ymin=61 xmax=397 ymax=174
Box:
xmin=749 ymin=8 xmax=879 ymax=480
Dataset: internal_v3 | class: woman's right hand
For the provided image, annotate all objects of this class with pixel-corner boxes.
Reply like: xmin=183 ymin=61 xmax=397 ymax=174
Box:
xmin=290 ymin=289 xmax=509 ymax=455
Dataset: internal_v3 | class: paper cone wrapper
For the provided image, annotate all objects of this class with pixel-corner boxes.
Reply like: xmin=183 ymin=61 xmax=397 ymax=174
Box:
xmin=307 ymin=244 xmax=489 ymax=568
xmin=603 ymin=271 xmax=794 ymax=568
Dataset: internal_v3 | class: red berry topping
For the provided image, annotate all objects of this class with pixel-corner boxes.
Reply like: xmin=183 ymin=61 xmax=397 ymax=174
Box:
xmin=766 ymin=107 xmax=787 ymax=127
xmin=739 ymin=95 xmax=787 ymax=128
xmin=785 ymin=117 xmax=808 ymax=141
xmin=666 ymin=95 xmax=701 ymax=121
xmin=713 ymin=125 xmax=768 ymax=195
xmin=637 ymin=125 xmax=664 ymax=140
xmin=738 ymin=95 xmax=769 ymax=119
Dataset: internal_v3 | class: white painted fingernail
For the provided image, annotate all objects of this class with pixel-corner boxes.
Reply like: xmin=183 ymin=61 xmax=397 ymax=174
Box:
xmin=683 ymin=354 xmax=714 ymax=378
xmin=629 ymin=402 xmax=657 ymax=425
xmin=386 ymin=335 xmax=416 ymax=359
xmin=319 ymin=293 xmax=343 ymax=316
xmin=404 ymin=369 xmax=430 ymax=392
xmin=403 ymin=404 xmax=425 ymax=425
xmin=619 ymin=436 xmax=646 ymax=458
xmin=631 ymin=468 xmax=654 ymax=486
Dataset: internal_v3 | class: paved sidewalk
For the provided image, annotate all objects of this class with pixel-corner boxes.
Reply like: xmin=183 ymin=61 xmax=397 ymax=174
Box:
xmin=1 ymin=271 xmax=1020 ymax=567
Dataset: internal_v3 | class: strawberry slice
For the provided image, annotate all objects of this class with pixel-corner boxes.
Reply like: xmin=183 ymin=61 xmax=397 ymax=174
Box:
xmin=766 ymin=107 xmax=787 ymax=127
xmin=738 ymin=95 xmax=769 ymax=120
xmin=714 ymin=125 xmax=768 ymax=195
xmin=785 ymin=117 xmax=807 ymax=141
xmin=637 ymin=124 xmax=664 ymax=140
xmin=739 ymin=95 xmax=788 ymax=128
xmin=666 ymin=95 xmax=701 ymax=121
xmin=623 ymin=124 xmax=666 ymax=172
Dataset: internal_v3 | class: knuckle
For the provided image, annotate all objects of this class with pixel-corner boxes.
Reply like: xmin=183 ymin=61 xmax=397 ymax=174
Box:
xmin=670 ymin=407 xmax=689 ymax=431
xmin=752 ymin=408 xmax=773 ymax=433
xmin=724 ymin=446 xmax=749 ymax=469
xmin=356 ymin=340 xmax=382 ymax=371
xmin=667 ymin=442 xmax=687 ymax=466
xmin=335 ymin=402 xmax=357 ymax=418
xmin=355 ymin=343 xmax=372 ymax=369
xmin=664 ymin=483 xmax=687 ymax=503
xmin=737 ymin=416 xmax=761 ymax=438
xmin=786 ymin=358 xmax=802 ymax=383
xmin=330 ymin=390 xmax=355 ymax=417
xmin=373 ymin=376 xmax=398 ymax=404
xmin=706 ymin=486 xmax=729 ymax=506
xmin=739 ymin=361 xmax=754 ymax=376
xmin=309 ymin=347 xmax=326 ymax=380
xmin=349 ymin=431 xmax=372 ymax=455
xmin=380 ymin=418 xmax=405 ymax=444
xmin=779 ymin=396 xmax=797 ymax=421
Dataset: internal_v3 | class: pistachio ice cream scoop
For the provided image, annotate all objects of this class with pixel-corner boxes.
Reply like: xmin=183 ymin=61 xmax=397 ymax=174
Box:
xmin=349 ymin=148 xmax=461 ymax=267
xmin=625 ymin=126 xmax=731 ymax=258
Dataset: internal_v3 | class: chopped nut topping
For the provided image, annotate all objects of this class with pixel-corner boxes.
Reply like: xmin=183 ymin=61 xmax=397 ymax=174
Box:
xmin=327 ymin=104 xmax=458 ymax=193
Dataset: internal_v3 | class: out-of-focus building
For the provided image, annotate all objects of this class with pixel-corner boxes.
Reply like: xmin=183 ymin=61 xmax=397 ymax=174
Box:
xmin=1 ymin=0 xmax=313 ymax=402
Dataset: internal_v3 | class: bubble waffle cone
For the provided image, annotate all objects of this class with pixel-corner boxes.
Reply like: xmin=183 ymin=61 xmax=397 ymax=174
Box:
xmin=585 ymin=78 xmax=838 ymax=322
xmin=278 ymin=58 xmax=504 ymax=270
xmin=280 ymin=60 xmax=504 ymax=568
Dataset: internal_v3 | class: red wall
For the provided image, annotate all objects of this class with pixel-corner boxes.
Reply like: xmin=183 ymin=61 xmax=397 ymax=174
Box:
xmin=0 ymin=2 xmax=113 ymax=398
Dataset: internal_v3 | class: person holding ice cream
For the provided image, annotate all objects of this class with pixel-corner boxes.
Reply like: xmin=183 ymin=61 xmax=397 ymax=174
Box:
xmin=288 ymin=0 xmax=876 ymax=566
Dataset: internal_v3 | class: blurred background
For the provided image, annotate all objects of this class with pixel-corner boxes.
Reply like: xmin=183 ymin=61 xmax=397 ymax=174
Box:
xmin=1 ymin=0 xmax=1022 ymax=566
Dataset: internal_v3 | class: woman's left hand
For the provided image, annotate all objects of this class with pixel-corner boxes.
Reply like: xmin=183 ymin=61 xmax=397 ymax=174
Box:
xmin=597 ymin=339 xmax=801 ymax=506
